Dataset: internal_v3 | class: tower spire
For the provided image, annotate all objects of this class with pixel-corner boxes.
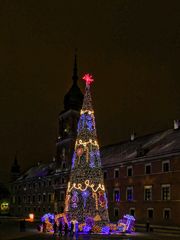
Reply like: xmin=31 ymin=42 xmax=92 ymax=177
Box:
xmin=72 ymin=50 xmax=78 ymax=84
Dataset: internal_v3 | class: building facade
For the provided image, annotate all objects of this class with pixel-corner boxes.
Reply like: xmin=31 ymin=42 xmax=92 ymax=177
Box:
xmin=101 ymin=126 xmax=180 ymax=226
xmin=10 ymin=61 xmax=180 ymax=227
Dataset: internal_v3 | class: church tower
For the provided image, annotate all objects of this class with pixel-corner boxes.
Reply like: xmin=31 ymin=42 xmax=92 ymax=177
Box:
xmin=56 ymin=54 xmax=84 ymax=170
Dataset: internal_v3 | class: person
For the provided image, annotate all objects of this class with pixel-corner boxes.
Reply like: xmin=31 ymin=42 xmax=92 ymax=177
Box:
xmin=53 ymin=221 xmax=57 ymax=235
xmin=58 ymin=221 xmax=63 ymax=236
xmin=70 ymin=221 xmax=74 ymax=237
xmin=42 ymin=221 xmax=46 ymax=232
xmin=146 ymin=220 xmax=150 ymax=232
xmin=64 ymin=222 xmax=69 ymax=237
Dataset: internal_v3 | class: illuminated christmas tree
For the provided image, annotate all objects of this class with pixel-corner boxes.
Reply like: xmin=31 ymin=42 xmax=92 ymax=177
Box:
xmin=65 ymin=74 xmax=109 ymax=225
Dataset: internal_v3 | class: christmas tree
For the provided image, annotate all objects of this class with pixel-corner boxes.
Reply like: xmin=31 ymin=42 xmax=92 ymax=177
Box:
xmin=64 ymin=74 xmax=109 ymax=225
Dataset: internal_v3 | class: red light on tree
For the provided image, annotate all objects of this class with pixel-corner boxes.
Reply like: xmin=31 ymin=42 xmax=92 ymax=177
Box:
xmin=82 ymin=73 xmax=94 ymax=85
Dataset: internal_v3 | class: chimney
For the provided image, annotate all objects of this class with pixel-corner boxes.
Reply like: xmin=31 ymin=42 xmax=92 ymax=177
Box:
xmin=174 ymin=120 xmax=180 ymax=130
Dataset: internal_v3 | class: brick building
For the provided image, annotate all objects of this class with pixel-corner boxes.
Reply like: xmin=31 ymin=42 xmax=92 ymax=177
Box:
xmin=101 ymin=125 xmax=180 ymax=226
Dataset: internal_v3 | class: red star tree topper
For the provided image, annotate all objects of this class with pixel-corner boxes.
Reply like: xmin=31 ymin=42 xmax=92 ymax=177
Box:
xmin=82 ymin=73 xmax=94 ymax=85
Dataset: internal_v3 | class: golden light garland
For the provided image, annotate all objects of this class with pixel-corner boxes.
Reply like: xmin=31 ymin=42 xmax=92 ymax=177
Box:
xmin=67 ymin=180 xmax=105 ymax=193
xmin=92 ymin=192 xmax=98 ymax=210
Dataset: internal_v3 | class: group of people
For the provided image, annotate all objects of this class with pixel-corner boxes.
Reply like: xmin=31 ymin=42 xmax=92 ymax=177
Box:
xmin=53 ymin=220 xmax=78 ymax=237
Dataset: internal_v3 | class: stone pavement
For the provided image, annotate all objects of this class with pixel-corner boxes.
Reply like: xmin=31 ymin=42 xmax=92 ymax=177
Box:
xmin=0 ymin=219 xmax=180 ymax=240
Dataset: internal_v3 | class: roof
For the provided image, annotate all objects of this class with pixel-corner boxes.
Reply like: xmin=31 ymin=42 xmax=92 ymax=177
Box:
xmin=15 ymin=128 xmax=180 ymax=182
xmin=101 ymin=128 xmax=180 ymax=166
xmin=15 ymin=162 xmax=57 ymax=182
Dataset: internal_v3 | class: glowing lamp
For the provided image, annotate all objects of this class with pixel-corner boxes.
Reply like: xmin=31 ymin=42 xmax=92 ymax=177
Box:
xmin=29 ymin=213 xmax=34 ymax=221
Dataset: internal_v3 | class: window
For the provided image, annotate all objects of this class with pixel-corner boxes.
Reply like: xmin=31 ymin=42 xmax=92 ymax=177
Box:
xmin=103 ymin=171 xmax=107 ymax=179
xmin=62 ymin=162 xmax=66 ymax=169
xmin=127 ymin=166 xmax=133 ymax=176
xmin=147 ymin=208 xmax=154 ymax=219
xmin=18 ymin=196 xmax=21 ymax=204
xmin=62 ymin=148 xmax=66 ymax=159
xmin=32 ymin=195 xmax=35 ymax=203
xmin=114 ymin=189 xmax=120 ymax=202
xmin=114 ymin=208 xmax=119 ymax=217
xmin=38 ymin=195 xmax=41 ymax=202
xmin=163 ymin=208 xmax=171 ymax=219
xmin=62 ymin=177 xmax=65 ymax=184
xmin=23 ymin=196 xmax=26 ymax=203
xmin=60 ymin=192 xmax=65 ymax=201
xmin=28 ymin=196 xmax=31 ymax=203
xmin=38 ymin=182 xmax=41 ymax=188
xmin=144 ymin=186 xmax=152 ymax=201
xmin=49 ymin=181 xmax=52 ymax=186
xmin=114 ymin=168 xmax=119 ymax=178
xmin=126 ymin=186 xmax=133 ymax=201
xmin=145 ymin=164 xmax=151 ymax=174
xmin=129 ymin=208 xmax=135 ymax=216
xmin=48 ymin=194 xmax=51 ymax=203
xmin=43 ymin=194 xmax=46 ymax=202
xmin=162 ymin=160 xmax=170 ymax=172
xmin=161 ymin=184 xmax=170 ymax=200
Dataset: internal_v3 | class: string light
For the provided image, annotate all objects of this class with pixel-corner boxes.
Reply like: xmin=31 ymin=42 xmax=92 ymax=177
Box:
xmin=67 ymin=180 xmax=105 ymax=193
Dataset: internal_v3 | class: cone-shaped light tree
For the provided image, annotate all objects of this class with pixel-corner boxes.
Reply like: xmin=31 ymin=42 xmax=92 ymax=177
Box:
xmin=64 ymin=74 xmax=109 ymax=224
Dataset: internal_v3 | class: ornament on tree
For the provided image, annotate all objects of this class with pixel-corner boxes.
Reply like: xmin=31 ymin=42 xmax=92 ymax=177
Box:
xmin=76 ymin=147 xmax=84 ymax=157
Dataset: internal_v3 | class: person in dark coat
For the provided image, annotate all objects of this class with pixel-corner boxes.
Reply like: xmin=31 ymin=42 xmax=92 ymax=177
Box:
xmin=58 ymin=221 xmax=63 ymax=236
xmin=53 ymin=221 xmax=57 ymax=235
xmin=70 ymin=221 xmax=74 ymax=237
xmin=64 ymin=222 xmax=69 ymax=236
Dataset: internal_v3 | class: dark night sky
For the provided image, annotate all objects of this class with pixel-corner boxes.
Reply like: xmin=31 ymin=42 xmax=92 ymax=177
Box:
xmin=1 ymin=0 xmax=180 ymax=183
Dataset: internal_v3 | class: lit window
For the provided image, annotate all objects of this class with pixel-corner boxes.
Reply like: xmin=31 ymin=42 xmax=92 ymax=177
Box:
xmin=114 ymin=189 xmax=120 ymax=202
xmin=114 ymin=208 xmax=119 ymax=217
xmin=162 ymin=160 xmax=170 ymax=172
xmin=163 ymin=208 xmax=171 ymax=219
xmin=114 ymin=168 xmax=119 ymax=178
xmin=144 ymin=186 xmax=152 ymax=201
xmin=145 ymin=164 xmax=151 ymax=174
xmin=127 ymin=166 xmax=133 ymax=177
xmin=147 ymin=208 xmax=154 ymax=219
xmin=126 ymin=186 xmax=133 ymax=201
xmin=161 ymin=184 xmax=170 ymax=200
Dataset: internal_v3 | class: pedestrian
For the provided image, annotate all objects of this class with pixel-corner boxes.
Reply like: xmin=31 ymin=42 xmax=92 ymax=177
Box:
xmin=58 ymin=221 xmax=63 ymax=236
xmin=64 ymin=222 xmax=69 ymax=237
xmin=42 ymin=221 xmax=46 ymax=232
xmin=53 ymin=221 xmax=57 ymax=235
xmin=70 ymin=221 xmax=74 ymax=237
xmin=146 ymin=220 xmax=150 ymax=232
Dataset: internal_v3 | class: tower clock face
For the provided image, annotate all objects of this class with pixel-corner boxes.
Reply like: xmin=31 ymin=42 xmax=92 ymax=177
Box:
xmin=76 ymin=147 xmax=84 ymax=157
